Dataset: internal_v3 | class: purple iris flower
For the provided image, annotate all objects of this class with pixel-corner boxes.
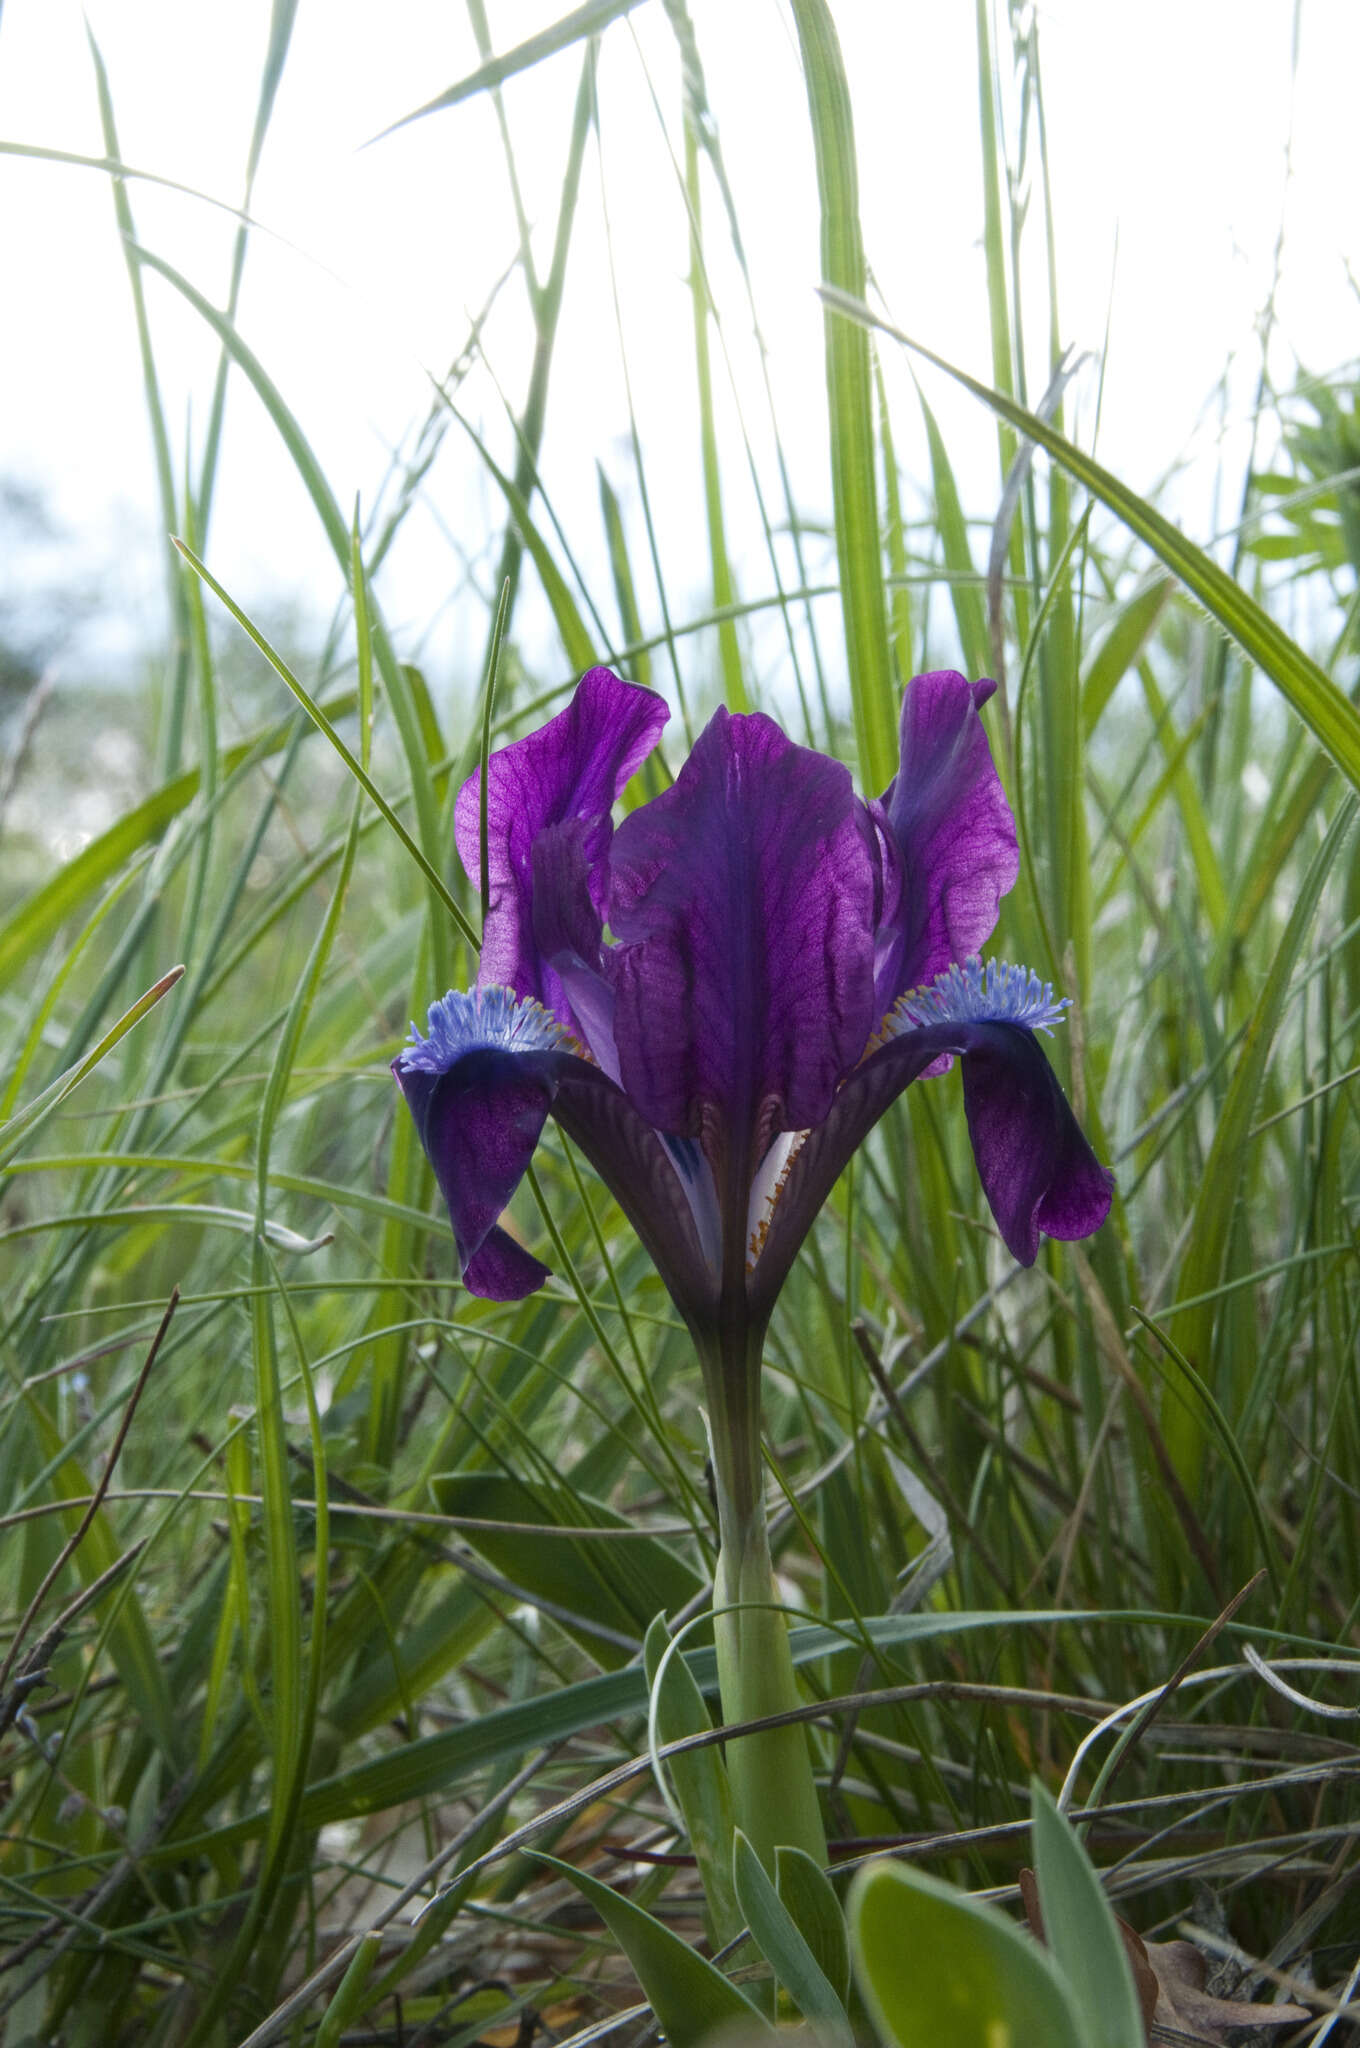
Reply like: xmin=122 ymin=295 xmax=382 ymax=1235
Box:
xmin=393 ymin=665 xmax=1114 ymax=1343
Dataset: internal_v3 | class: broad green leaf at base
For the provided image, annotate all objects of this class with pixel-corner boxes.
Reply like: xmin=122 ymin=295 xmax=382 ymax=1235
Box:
xmin=850 ymin=1858 xmax=1085 ymax=2048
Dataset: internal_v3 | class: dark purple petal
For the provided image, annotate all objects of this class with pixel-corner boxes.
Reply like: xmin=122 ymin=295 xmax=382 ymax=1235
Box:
xmin=530 ymin=817 xmax=605 ymax=969
xmin=748 ymin=1028 xmax=949 ymax=1319
xmin=453 ymin=666 xmax=668 ymax=1022
xmin=750 ymin=1013 xmax=1113 ymax=1315
xmin=392 ymin=988 xmax=576 ymax=1301
xmin=391 ymin=979 xmax=726 ymax=1318
xmin=950 ymin=1022 xmax=1115 ymax=1260
xmin=608 ymin=708 xmax=877 ymax=1169
xmin=877 ymin=671 xmax=1019 ymax=1005
xmin=464 ymin=1227 xmax=553 ymax=1301
xmin=394 ymin=1047 xmax=561 ymax=1299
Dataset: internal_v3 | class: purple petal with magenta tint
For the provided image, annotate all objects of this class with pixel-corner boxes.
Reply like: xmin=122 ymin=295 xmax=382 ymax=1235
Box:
xmin=877 ymin=671 xmax=1019 ymax=1005
xmin=453 ymin=666 xmax=669 ymax=1017
xmin=392 ymin=989 xmax=572 ymax=1301
xmin=530 ymin=816 xmax=621 ymax=1077
xmin=608 ymin=708 xmax=877 ymax=1169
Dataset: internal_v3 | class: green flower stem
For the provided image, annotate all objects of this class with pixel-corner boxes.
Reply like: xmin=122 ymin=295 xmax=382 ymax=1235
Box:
xmin=700 ymin=1328 xmax=828 ymax=1874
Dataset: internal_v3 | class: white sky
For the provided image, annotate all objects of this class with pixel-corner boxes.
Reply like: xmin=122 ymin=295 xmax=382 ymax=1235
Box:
xmin=0 ymin=0 xmax=1356 ymax=695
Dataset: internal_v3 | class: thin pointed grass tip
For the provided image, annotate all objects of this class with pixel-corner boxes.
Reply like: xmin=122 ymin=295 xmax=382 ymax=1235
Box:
xmin=889 ymin=955 xmax=1071 ymax=1037
xmin=399 ymin=985 xmax=571 ymax=1074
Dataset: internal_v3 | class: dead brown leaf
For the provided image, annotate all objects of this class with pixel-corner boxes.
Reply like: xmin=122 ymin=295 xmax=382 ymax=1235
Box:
xmin=1018 ymin=1868 xmax=1310 ymax=2044
xmin=1135 ymin=1934 xmax=1309 ymax=2044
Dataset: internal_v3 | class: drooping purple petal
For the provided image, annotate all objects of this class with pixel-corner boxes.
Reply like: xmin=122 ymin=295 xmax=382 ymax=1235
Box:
xmin=750 ymin=959 xmax=1113 ymax=1314
xmin=392 ymin=989 xmax=573 ymax=1301
xmin=876 ymin=671 xmax=1019 ymax=1006
xmin=949 ymin=1020 xmax=1115 ymax=1261
xmin=608 ymin=708 xmax=878 ymax=1172
xmin=453 ymin=666 xmax=668 ymax=1026
xmin=464 ymin=1227 xmax=553 ymax=1301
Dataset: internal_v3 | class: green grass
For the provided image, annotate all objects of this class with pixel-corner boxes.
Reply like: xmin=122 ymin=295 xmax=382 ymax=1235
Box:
xmin=2 ymin=4 xmax=1358 ymax=2043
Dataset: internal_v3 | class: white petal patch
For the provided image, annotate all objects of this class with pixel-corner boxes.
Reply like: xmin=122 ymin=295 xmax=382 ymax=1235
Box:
xmin=746 ymin=1129 xmax=808 ymax=1271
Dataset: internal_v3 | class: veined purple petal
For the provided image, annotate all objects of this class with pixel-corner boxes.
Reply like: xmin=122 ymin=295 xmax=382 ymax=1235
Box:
xmin=392 ymin=988 xmax=572 ymax=1302
xmin=750 ymin=959 xmax=1113 ymax=1312
xmin=529 ymin=817 xmax=622 ymax=1080
xmin=877 ymin=670 xmax=1019 ymax=1005
xmin=453 ymin=666 xmax=668 ymax=1027
xmin=608 ymin=708 xmax=878 ymax=1174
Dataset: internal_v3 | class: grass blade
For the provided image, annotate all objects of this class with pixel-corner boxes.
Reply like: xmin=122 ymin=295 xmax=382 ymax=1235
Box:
xmin=821 ymin=288 xmax=1360 ymax=791
xmin=372 ymin=0 xmax=643 ymax=139
xmin=788 ymin=0 xmax=895 ymax=788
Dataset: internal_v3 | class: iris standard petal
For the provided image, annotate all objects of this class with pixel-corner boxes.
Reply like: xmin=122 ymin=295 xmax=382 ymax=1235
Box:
xmin=608 ymin=707 xmax=877 ymax=1169
xmin=392 ymin=989 xmax=573 ymax=1302
xmin=453 ymin=666 xmax=668 ymax=1017
xmin=877 ymin=670 xmax=1019 ymax=1004
xmin=529 ymin=816 xmax=622 ymax=1078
